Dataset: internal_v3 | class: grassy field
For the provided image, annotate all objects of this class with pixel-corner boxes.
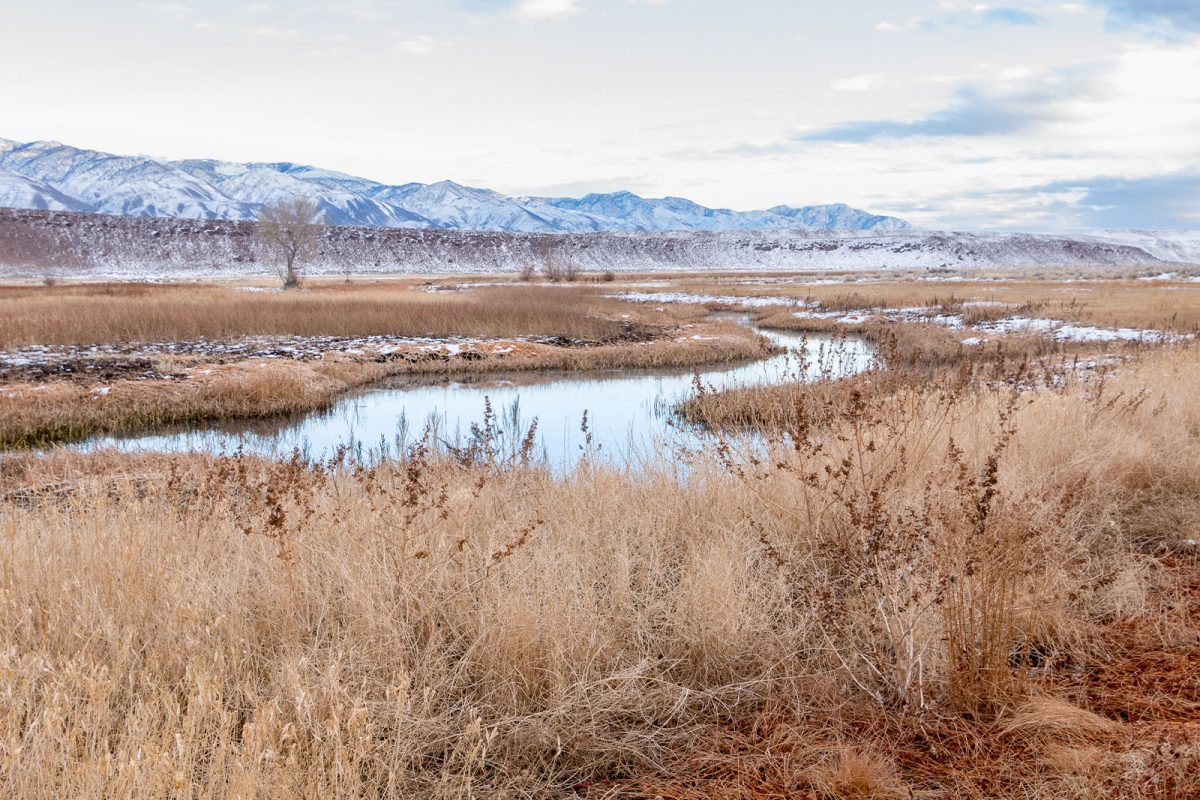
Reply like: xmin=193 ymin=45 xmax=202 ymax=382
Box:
xmin=0 ymin=282 xmax=639 ymax=346
xmin=1 ymin=273 xmax=1198 ymax=798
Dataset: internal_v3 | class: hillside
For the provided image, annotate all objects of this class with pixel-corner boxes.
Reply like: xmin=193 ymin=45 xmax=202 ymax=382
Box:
xmin=0 ymin=208 xmax=1178 ymax=279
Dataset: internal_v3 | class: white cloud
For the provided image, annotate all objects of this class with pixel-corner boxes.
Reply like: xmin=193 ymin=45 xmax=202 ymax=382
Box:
xmin=252 ymin=25 xmax=299 ymax=38
xmin=832 ymin=73 xmax=897 ymax=92
xmin=140 ymin=2 xmax=192 ymax=21
xmin=514 ymin=0 xmax=582 ymax=21
xmin=326 ymin=0 xmax=396 ymax=20
xmin=244 ymin=2 xmax=271 ymax=13
xmin=397 ymin=34 xmax=436 ymax=55
xmin=140 ymin=2 xmax=214 ymax=30
xmin=876 ymin=16 xmax=926 ymax=32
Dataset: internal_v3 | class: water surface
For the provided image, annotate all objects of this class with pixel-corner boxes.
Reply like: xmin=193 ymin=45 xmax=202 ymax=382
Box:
xmin=78 ymin=325 xmax=873 ymax=469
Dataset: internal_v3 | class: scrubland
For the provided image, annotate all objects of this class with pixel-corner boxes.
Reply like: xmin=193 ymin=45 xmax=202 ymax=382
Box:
xmin=1 ymin=273 xmax=1198 ymax=798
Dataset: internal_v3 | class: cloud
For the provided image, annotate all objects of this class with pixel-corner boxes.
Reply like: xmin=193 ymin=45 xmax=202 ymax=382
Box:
xmin=516 ymin=175 xmax=655 ymax=196
xmin=1090 ymin=1 xmax=1200 ymax=35
xmin=1029 ymin=170 xmax=1200 ymax=228
xmin=886 ymin=168 xmax=1200 ymax=230
xmin=795 ymin=79 xmax=1073 ymax=142
xmin=876 ymin=16 xmax=926 ymax=32
xmin=832 ymin=73 xmax=898 ymax=92
xmin=140 ymin=2 xmax=216 ymax=30
xmin=876 ymin=4 xmax=1039 ymax=32
xmin=325 ymin=0 xmax=399 ymax=19
xmin=397 ymin=34 xmax=437 ymax=55
xmin=514 ymin=0 xmax=581 ymax=21
xmin=244 ymin=2 xmax=271 ymax=13
xmin=454 ymin=0 xmax=515 ymax=10
xmin=252 ymin=25 xmax=300 ymax=38
xmin=140 ymin=1 xmax=192 ymax=20
xmin=979 ymin=7 xmax=1038 ymax=26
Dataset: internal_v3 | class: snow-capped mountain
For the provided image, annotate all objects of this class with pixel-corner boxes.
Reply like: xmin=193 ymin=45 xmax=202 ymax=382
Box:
xmin=536 ymin=193 xmax=912 ymax=233
xmin=367 ymin=180 xmax=609 ymax=233
xmin=0 ymin=139 xmax=254 ymax=220
xmin=0 ymin=168 xmax=91 ymax=213
xmin=171 ymin=159 xmax=432 ymax=228
xmin=0 ymin=137 xmax=911 ymax=234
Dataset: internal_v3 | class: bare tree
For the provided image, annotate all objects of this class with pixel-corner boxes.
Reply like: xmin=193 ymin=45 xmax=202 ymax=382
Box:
xmin=543 ymin=253 xmax=583 ymax=282
xmin=542 ymin=254 xmax=565 ymax=282
xmin=256 ymin=198 xmax=325 ymax=289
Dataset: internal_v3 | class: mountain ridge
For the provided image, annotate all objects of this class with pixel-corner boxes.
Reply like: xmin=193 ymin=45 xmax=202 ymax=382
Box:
xmin=0 ymin=137 xmax=912 ymax=234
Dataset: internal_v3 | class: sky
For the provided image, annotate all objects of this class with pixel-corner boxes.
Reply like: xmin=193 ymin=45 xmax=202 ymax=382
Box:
xmin=2 ymin=0 xmax=1199 ymax=230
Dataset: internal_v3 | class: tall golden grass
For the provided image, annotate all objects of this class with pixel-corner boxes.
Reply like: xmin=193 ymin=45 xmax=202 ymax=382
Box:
xmin=0 ymin=283 xmax=637 ymax=346
xmin=2 ymin=342 xmax=1197 ymax=797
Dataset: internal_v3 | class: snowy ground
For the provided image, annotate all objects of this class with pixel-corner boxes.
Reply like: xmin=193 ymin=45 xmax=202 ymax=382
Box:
xmin=0 ymin=334 xmax=592 ymax=384
xmin=614 ymin=291 xmax=1193 ymax=345
xmin=5 ymin=207 xmax=1200 ymax=281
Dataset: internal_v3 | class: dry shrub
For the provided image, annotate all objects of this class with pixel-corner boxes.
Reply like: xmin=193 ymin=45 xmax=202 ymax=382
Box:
xmin=708 ymin=382 xmax=1041 ymax=714
xmin=698 ymin=344 xmax=1200 ymax=717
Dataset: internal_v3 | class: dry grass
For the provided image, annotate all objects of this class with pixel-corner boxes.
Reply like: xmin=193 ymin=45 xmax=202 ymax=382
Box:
xmin=0 ymin=282 xmax=652 ymax=347
xmin=675 ymin=277 xmax=1200 ymax=333
xmin=681 ymin=316 xmax=1069 ymax=431
xmin=808 ymin=748 xmax=908 ymax=800
xmin=1001 ymin=696 xmax=1121 ymax=739
xmin=2 ymin=338 xmax=1199 ymax=797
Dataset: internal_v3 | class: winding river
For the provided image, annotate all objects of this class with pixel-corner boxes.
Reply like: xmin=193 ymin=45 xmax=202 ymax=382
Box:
xmin=77 ymin=323 xmax=873 ymax=470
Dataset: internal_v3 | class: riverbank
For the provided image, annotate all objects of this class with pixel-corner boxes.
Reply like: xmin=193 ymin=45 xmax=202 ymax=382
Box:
xmin=0 ymin=322 xmax=769 ymax=449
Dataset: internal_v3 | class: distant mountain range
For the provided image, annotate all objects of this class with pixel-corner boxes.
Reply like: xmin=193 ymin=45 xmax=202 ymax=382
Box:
xmin=0 ymin=137 xmax=911 ymax=234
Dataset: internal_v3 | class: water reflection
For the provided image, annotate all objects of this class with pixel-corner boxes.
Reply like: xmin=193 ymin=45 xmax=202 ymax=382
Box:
xmin=77 ymin=326 xmax=874 ymax=470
